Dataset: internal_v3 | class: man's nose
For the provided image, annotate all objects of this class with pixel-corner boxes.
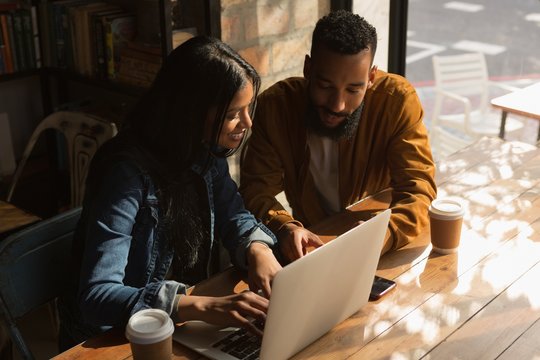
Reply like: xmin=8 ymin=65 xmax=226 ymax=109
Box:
xmin=327 ymin=90 xmax=346 ymax=113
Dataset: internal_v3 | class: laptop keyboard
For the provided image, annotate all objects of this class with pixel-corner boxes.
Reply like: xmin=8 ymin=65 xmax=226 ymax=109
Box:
xmin=211 ymin=322 xmax=263 ymax=360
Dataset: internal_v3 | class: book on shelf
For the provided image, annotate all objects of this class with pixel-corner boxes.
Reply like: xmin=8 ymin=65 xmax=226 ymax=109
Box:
xmin=0 ymin=20 xmax=5 ymax=74
xmin=20 ymin=8 xmax=36 ymax=69
xmin=81 ymin=2 xmax=122 ymax=76
xmin=115 ymin=40 xmax=162 ymax=88
xmin=90 ymin=7 xmax=123 ymax=78
xmin=0 ymin=2 xmax=41 ymax=73
xmin=0 ymin=13 xmax=15 ymax=74
xmin=0 ymin=2 xmax=22 ymax=12
xmin=38 ymin=1 xmax=51 ymax=66
xmin=115 ymin=42 xmax=161 ymax=88
xmin=11 ymin=9 xmax=26 ymax=71
xmin=47 ymin=0 xmax=89 ymax=68
xmin=103 ymin=12 xmax=136 ymax=80
xmin=30 ymin=6 xmax=40 ymax=68
xmin=69 ymin=2 xmax=113 ymax=74
xmin=5 ymin=11 xmax=20 ymax=72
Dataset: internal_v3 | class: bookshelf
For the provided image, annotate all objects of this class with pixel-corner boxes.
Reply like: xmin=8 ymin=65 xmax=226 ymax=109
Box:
xmin=0 ymin=0 xmax=220 ymax=107
xmin=0 ymin=0 xmax=223 ymax=131
xmin=0 ymin=0 xmax=219 ymax=217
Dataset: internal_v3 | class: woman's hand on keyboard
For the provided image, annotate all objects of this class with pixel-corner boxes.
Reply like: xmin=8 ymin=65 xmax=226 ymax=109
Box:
xmin=176 ymin=292 xmax=268 ymax=336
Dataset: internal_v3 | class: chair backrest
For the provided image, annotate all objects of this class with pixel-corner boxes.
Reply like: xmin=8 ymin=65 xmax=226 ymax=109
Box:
xmin=7 ymin=111 xmax=118 ymax=208
xmin=432 ymin=52 xmax=490 ymax=112
xmin=0 ymin=207 xmax=81 ymax=359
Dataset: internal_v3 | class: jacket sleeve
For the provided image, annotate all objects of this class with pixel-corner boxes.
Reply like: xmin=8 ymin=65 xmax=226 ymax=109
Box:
xmin=213 ymin=158 xmax=278 ymax=268
xmin=385 ymin=87 xmax=437 ymax=250
xmin=239 ymin=91 xmax=301 ymax=234
xmin=78 ymin=161 xmax=184 ymax=327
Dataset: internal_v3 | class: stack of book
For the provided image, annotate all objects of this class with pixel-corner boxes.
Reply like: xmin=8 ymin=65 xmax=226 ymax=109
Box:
xmin=39 ymin=0 xmax=137 ymax=80
xmin=0 ymin=1 xmax=41 ymax=75
xmin=115 ymin=41 xmax=161 ymax=88
xmin=37 ymin=0 xmax=173 ymax=88
xmin=3 ymin=1 xmax=197 ymax=88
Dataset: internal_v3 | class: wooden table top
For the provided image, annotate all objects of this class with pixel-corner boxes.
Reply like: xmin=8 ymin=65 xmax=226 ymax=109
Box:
xmin=491 ymin=82 xmax=540 ymax=120
xmin=0 ymin=200 xmax=41 ymax=237
xmin=53 ymin=136 xmax=540 ymax=360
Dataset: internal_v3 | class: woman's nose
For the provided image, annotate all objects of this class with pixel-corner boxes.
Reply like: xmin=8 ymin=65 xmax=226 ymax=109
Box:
xmin=239 ymin=110 xmax=252 ymax=130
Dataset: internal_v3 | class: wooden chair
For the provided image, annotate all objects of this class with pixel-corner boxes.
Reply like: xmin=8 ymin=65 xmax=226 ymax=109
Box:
xmin=430 ymin=52 xmax=524 ymax=156
xmin=0 ymin=207 xmax=81 ymax=359
xmin=6 ymin=111 xmax=117 ymax=209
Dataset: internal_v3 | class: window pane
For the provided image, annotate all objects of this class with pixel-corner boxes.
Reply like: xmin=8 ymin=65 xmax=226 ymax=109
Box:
xmin=353 ymin=0 xmax=390 ymax=71
xmin=406 ymin=0 xmax=540 ymax=159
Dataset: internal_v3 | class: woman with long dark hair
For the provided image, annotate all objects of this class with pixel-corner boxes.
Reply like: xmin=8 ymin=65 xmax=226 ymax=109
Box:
xmin=59 ymin=36 xmax=281 ymax=351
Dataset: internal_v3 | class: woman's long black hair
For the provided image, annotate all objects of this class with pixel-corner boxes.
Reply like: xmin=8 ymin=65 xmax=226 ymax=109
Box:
xmin=124 ymin=36 xmax=261 ymax=270
xmin=126 ymin=35 xmax=261 ymax=167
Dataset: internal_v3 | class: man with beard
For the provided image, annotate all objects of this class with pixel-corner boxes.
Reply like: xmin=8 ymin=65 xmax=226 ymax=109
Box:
xmin=239 ymin=10 xmax=437 ymax=262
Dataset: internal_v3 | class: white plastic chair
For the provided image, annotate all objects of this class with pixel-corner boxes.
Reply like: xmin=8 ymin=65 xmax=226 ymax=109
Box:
xmin=430 ymin=52 xmax=524 ymax=156
xmin=6 ymin=111 xmax=117 ymax=208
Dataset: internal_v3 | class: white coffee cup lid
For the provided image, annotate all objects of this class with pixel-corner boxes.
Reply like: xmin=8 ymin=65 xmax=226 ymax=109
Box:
xmin=429 ymin=198 xmax=464 ymax=220
xmin=125 ymin=309 xmax=174 ymax=345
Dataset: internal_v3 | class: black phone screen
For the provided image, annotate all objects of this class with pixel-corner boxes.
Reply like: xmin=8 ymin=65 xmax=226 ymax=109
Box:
xmin=369 ymin=275 xmax=396 ymax=300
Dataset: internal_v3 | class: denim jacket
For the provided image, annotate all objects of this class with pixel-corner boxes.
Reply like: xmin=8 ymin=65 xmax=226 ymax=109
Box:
xmin=59 ymin=141 xmax=277 ymax=348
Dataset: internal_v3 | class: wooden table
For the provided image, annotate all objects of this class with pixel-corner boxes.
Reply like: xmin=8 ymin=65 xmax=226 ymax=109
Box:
xmin=491 ymin=82 xmax=540 ymax=141
xmin=0 ymin=200 xmax=41 ymax=239
xmin=53 ymin=137 xmax=540 ymax=359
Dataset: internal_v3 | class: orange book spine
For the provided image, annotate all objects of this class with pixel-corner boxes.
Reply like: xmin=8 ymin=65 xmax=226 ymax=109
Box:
xmin=0 ymin=14 xmax=14 ymax=73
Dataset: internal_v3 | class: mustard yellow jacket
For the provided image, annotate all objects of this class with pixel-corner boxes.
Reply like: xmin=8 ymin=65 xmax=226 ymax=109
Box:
xmin=239 ymin=71 xmax=437 ymax=251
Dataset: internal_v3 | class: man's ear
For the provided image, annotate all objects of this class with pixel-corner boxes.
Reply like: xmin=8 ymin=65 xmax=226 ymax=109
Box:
xmin=303 ymin=54 xmax=311 ymax=79
xmin=368 ymin=65 xmax=378 ymax=87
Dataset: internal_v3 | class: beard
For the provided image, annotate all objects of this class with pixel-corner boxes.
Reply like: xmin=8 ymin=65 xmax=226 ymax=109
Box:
xmin=306 ymin=100 xmax=364 ymax=140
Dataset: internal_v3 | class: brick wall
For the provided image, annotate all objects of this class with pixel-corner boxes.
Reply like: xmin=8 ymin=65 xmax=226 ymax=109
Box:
xmin=221 ymin=0 xmax=331 ymax=91
xmin=221 ymin=0 xmax=329 ymax=191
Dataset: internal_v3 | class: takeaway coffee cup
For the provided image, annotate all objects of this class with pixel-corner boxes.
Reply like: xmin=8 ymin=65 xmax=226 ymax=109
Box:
xmin=125 ymin=309 xmax=174 ymax=360
xmin=428 ymin=198 xmax=465 ymax=254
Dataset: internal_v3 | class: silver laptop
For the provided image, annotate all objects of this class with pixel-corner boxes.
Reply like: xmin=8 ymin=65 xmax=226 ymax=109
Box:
xmin=173 ymin=209 xmax=391 ymax=360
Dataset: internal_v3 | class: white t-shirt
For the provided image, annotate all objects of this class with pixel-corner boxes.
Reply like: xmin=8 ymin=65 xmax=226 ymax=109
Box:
xmin=307 ymin=132 xmax=340 ymax=214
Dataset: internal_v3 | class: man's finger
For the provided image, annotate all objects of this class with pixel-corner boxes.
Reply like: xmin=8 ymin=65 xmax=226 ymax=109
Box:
xmin=293 ymin=239 xmax=304 ymax=259
xmin=309 ymin=236 xmax=324 ymax=247
xmin=261 ymin=280 xmax=271 ymax=299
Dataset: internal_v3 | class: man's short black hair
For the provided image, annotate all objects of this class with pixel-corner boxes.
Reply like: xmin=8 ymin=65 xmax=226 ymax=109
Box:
xmin=311 ymin=10 xmax=377 ymax=59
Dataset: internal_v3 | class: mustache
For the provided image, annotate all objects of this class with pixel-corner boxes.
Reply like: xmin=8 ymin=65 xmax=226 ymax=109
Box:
xmin=306 ymin=101 xmax=364 ymax=140
xmin=322 ymin=108 xmax=351 ymax=118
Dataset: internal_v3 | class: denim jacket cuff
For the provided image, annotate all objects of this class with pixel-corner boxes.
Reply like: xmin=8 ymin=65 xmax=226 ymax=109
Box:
xmin=235 ymin=226 xmax=277 ymax=269
xmin=153 ymin=280 xmax=187 ymax=317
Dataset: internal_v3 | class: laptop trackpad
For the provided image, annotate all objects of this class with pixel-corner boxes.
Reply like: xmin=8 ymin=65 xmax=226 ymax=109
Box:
xmin=174 ymin=321 xmax=243 ymax=359
xmin=175 ymin=321 xmax=237 ymax=345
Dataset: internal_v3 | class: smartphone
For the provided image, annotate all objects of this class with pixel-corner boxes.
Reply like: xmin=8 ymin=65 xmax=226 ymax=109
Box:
xmin=369 ymin=275 xmax=396 ymax=301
